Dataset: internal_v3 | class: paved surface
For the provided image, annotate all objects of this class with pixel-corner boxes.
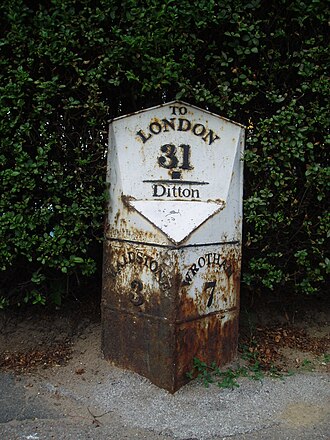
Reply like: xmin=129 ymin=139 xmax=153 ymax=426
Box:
xmin=0 ymin=368 xmax=329 ymax=440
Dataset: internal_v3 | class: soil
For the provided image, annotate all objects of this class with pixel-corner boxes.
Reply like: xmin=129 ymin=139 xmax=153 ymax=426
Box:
xmin=0 ymin=292 xmax=329 ymax=379
xmin=238 ymin=292 xmax=330 ymax=374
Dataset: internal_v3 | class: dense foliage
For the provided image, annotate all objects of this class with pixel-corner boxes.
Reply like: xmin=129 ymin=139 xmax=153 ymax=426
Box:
xmin=0 ymin=0 xmax=329 ymax=306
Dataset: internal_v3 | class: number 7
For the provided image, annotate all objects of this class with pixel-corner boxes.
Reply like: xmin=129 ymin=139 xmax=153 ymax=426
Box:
xmin=204 ymin=280 xmax=216 ymax=308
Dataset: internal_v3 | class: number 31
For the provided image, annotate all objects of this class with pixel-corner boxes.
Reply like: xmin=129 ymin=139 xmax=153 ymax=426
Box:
xmin=158 ymin=144 xmax=192 ymax=170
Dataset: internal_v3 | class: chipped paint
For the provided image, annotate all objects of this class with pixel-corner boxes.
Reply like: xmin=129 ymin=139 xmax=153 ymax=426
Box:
xmin=102 ymin=101 xmax=245 ymax=392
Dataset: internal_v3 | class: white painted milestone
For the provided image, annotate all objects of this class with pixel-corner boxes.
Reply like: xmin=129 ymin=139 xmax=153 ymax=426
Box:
xmin=107 ymin=101 xmax=244 ymax=245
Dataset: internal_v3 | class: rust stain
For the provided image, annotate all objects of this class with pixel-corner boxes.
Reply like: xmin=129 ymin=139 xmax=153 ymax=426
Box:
xmin=207 ymin=198 xmax=225 ymax=206
xmin=121 ymin=194 xmax=136 ymax=212
xmin=102 ymin=242 xmax=176 ymax=318
xmin=106 ymin=220 xmax=166 ymax=245
xmin=102 ymin=242 xmax=240 ymax=393
xmin=174 ymin=312 xmax=239 ymax=390
xmin=104 ymin=100 xmax=243 ymax=392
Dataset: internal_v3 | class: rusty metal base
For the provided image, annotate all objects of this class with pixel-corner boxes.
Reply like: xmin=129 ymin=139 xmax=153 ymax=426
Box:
xmin=101 ymin=239 xmax=240 ymax=392
xmin=102 ymin=307 xmax=239 ymax=393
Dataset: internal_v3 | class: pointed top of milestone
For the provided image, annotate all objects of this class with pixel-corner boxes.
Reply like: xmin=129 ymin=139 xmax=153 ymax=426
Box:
xmin=111 ymin=100 xmax=245 ymax=129
xmin=107 ymin=100 xmax=244 ymax=245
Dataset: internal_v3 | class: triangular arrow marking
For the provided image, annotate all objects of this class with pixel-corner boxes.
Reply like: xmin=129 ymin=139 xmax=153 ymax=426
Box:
xmin=129 ymin=200 xmax=225 ymax=245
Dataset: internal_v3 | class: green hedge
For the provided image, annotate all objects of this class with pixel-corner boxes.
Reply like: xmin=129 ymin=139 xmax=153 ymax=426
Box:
xmin=0 ymin=0 xmax=329 ymax=306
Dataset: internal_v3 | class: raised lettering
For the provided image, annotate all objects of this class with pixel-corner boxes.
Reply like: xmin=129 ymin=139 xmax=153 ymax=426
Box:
xmin=178 ymin=144 xmax=192 ymax=170
xmin=149 ymin=121 xmax=162 ymax=134
xmin=144 ymin=255 xmax=152 ymax=267
xmin=203 ymin=129 xmax=220 ymax=145
xmin=190 ymin=263 xmax=199 ymax=276
xmin=137 ymin=116 xmax=219 ymax=144
xmin=192 ymin=123 xmax=206 ymax=137
xmin=136 ymin=251 xmax=144 ymax=264
xmin=152 ymin=184 xmax=200 ymax=199
xmin=150 ymin=260 xmax=158 ymax=272
xmin=204 ymin=280 xmax=216 ymax=307
xmin=153 ymin=184 xmax=166 ymax=197
xmin=128 ymin=251 xmax=135 ymax=263
xmin=182 ymin=188 xmax=190 ymax=197
xmin=170 ymin=105 xmax=179 ymax=115
xmin=206 ymin=253 xmax=213 ymax=265
xmin=183 ymin=272 xmax=193 ymax=285
xmin=162 ymin=118 xmax=176 ymax=132
xmin=191 ymin=188 xmax=200 ymax=198
xmin=136 ymin=129 xmax=152 ymax=143
xmin=158 ymin=143 xmax=178 ymax=169
xmin=198 ymin=256 xmax=206 ymax=268
xmin=181 ymin=252 xmax=231 ymax=287
xmin=117 ymin=255 xmax=128 ymax=267
xmin=130 ymin=279 xmax=144 ymax=306
xmin=177 ymin=118 xmax=191 ymax=132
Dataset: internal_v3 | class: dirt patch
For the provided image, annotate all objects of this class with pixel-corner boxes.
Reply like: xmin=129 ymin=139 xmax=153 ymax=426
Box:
xmin=279 ymin=402 xmax=330 ymax=428
xmin=239 ymin=325 xmax=330 ymax=373
xmin=0 ymin=342 xmax=72 ymax=372
xmin=239 ymin=292 xmax=330 ymax=374
xmin=0 ymin=292 xmax=329 ymax=377
xmin=0 ymin=299 xmax=100 ymax=374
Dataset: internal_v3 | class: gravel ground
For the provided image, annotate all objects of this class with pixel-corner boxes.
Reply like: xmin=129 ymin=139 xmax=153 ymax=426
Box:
xmin=1 ymin=367 xmax=329 ymax=440
xmin=1 ymin=301 xmax=329 ymax=440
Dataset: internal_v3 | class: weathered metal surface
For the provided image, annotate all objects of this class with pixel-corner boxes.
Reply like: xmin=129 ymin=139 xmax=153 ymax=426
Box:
xmin=102 ymin=240 xmax=241 ymax=392
xmin=106 ymin=101 xmax=244 ymax=246
xmin=102 ymin=101 xmax=244 ymax=392
xmin=102 ymin=241 xmax=177 ymax=318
